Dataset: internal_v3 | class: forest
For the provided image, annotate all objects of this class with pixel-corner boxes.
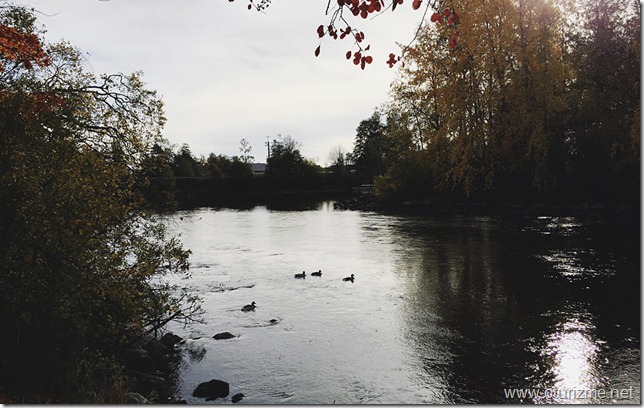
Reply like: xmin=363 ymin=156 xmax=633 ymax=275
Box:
xmin=368 ymin=0 xmax=639 ymax=207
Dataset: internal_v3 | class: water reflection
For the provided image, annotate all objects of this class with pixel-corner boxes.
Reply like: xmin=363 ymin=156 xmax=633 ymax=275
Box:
xmin=387 ymin=213 xmax=639 ymax=403
xmin=531 ymin=310 xmax=605 ymax=403
xmin=164 ymin=206 xmax=639 ymax=404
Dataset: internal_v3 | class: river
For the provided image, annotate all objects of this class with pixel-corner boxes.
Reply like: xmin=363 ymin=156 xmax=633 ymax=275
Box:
xmin=163 ymin=201 xmax=640 ymax=404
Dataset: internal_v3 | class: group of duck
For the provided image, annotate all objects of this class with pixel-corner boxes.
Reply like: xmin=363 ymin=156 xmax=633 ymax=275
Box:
xmin=292 ymin=270 xmax=355 ymax=282
xmin=240 ymin=270 xmax=356 ymax=312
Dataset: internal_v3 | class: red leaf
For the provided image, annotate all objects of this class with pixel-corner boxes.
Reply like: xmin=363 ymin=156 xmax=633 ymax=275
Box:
xmin=449 ymin=32 xmax=459 ymax=49
xmin=315 ymin=45 xmax=321 ymax=57
xmin=346 ymin=50 xmax=352 ymax=59
xmin=247 ymin=4 xmax=252 ymax=9
xmin=412 ymin=0 xmax=422 ymax=10
xmin=365 ymin=55 xmax=373 ymax=64
xmin=351 ymin=0 xmax=359 ymax=6
xmin=317 ymin=25 xmax=325 ymax=38
xmin=430 ymin=12 xmax=441 ymax=22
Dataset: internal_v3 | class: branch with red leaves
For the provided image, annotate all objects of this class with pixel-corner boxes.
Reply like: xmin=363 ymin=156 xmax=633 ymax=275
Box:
xmin=229 ymin=0 xmax=460 ymax=70
xmin=0 ymin=24 xmax=51 ymax=71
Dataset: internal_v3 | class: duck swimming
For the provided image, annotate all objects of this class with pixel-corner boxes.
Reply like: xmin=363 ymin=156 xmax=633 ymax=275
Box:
xmin=241 ymin=301 xmax=256 ymax=312
xmin=342 ymin=274 xmax=355 ymax=282
xmin=311 ymin=270 xmax=322 ymax=277
xmin=294 ymin=271 xmax=306 ymax=279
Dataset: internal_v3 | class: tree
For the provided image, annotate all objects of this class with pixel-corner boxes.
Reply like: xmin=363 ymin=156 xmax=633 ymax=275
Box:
xmin=265 ymin=135 xmax=320 ymax=187
xmin=173 ymin=143 xmax=203 ymax=177
xmin=266 ymin=135 xmax=306 ymax=178
xmin=390 ymin=0 xmax=572 ymax=198
xmin=207 ymin=153 xmax=253 ymax=179
xmin=327 ymin=144 xmax=347 ymax=171
xmin=239 ymin=138 xmax=254 ymax=164
xmin=139 ymin=142 xmax=178 ymax=209
xmin=564 ymin=0 xmax=640 ymax=201
xmin=0 ymin=6 xmax=202 ymax=401
xmin=384 ymin=0 xmax=639 ymax=204
xmin=349 ymin=111 xmax=388 ymax=182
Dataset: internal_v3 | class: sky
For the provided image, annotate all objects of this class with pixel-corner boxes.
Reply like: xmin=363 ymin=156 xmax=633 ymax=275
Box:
xmin=26 ymin=0 xmax=425 ymax=165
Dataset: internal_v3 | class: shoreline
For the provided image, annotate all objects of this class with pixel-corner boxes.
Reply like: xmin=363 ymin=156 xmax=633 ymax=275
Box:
xmin=333 ymin=195 xmax=640 ymax=218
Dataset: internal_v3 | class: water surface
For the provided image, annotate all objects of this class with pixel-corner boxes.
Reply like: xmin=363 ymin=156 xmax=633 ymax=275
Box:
xmin=164 ymin=202 xmax=640 ymax=404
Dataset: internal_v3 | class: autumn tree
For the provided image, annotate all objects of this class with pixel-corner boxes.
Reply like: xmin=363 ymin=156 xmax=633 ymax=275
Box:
xmin=0 ymin=6 xmax=201 ymax=402
xmin=384 ymin=0 xmax=639 ymax=204
xmin=389 ymin=0 xmax=578 ymax=199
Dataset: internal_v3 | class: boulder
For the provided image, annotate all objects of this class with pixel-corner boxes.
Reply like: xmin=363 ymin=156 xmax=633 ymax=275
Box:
xmin=160 ymin=332 xmax=183 ymax=349
xmin=231 ymin=393 xmax=244 ymax=403
xmin=192 ymin=379 xmax=230 ymax=401
xmin=213 ymin=332 xmax=236 ymax=340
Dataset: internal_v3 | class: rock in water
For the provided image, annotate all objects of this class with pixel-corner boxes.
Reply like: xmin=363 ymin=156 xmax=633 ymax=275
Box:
xmin=192 ymin=379 xmax=230 ymax=401
xmin=160 ymin=332 xmax=183 ymax=349
xmin=232 ymin=393 xmax=244 ymax=403
xmin=213 ymin=332 xmax=236 ymax=340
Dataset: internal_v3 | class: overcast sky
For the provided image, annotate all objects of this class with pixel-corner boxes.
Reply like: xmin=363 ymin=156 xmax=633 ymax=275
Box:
xmin=27 ymin=0 xmax=424 ymax=165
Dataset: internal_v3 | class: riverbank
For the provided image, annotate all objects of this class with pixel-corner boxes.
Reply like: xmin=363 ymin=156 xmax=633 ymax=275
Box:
xmin=334 ymin=194 xmax=640 ymax=218
xmin=0 ymin=332 xmax=186 ymax=404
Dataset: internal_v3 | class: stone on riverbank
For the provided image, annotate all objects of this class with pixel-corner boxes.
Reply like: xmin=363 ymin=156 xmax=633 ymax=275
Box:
xmin=213 ymin=332 xmax=236 ymax=340
xmin=232 ymin=393 xmax=244 ymax=403
xmin=192 ymin=379 xmax=230 ymax=401
xmin=160 ymin=332 xmax=183 ymax=349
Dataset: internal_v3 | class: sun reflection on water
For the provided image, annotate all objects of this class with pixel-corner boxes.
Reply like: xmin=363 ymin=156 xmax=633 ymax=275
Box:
xmin=535 ymin=317 xmax=606 ymax=404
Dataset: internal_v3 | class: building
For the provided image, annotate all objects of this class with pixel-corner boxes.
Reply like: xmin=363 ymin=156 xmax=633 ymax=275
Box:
xmin=251 ymin=163 xmax=267 ymax=176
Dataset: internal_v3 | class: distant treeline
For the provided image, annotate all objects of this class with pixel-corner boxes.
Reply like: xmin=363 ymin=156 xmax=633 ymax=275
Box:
xmin=137 ymin=136 xmax=361 ymax=208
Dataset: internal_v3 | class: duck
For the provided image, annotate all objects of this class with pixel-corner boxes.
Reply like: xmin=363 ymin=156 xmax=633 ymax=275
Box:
xmin=241 ymin=301 xmax=256 ymax=312
xmin=342 ymin=274 xmax=355 ymax=282
xmin=311 ymin=270 xmax=322 ymax=277
xmin=294 ymin=271 xmax=306 ymax=279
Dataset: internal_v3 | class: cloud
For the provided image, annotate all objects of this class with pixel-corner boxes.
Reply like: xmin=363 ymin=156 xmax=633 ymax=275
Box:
xmin=31 ymin=0 xmax=423 ymax=161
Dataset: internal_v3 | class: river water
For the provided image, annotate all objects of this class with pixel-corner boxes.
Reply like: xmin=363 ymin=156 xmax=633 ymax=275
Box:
xmin=163 ymin=201 xmax=640 ymax=404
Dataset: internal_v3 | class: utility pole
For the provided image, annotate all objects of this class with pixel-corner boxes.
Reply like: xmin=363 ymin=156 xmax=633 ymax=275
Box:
xmin=265 ymin=136 xmax=270 ymax=161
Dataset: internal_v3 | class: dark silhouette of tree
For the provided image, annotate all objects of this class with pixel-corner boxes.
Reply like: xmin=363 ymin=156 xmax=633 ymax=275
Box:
xmin=207 ymin=153 xmax=253 ymax=180
xmin=349 ymin=111 xmax=388 ymax=183
xmin=173 ymin=143 xmax=203 ymax=177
